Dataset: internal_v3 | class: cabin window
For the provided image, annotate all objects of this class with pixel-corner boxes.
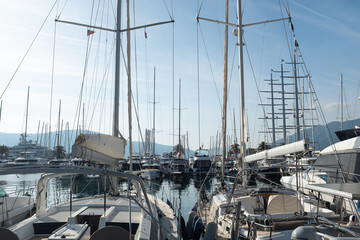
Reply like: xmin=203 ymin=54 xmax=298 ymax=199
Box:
xmin=318 ymin=174 xmax=327 ymax=181
xmin=0 ymin=188 xmax=7 ymax=197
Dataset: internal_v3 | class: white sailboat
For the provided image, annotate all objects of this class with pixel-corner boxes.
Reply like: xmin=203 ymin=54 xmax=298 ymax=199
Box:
xmin=0 ymin=0 xmax=178 ymax=239
xmin=0 ymin=166 xmax=178 ymax=240
xmin=0 ymin=187 xmax=36 ymax=228
xmin=191 ymin=1 xmax=349 ymax=239
xmin=169 ymin=79 xmax=187 ymax=177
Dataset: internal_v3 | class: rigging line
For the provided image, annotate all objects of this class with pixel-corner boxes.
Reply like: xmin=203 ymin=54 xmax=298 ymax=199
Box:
xmin=196 ymin=0 xmax=205 ymax=17
xmin=243 ymin=37 xmax=272 ymax=144
xmin=83 ymin=0 xmax=98 ymax=128
xmin=88 ymin=40 xmax=116 ymax=128
xmin=336 ymin=80 xmax=341 ymax=122
xmin=162 ymin=0 xmax=173 ymax=20
xmin=231 ymin=0 xmax=237 ymax=19
xmin=133 ymin=0 xmax=141 ymax=153
xmin=353 ymin=80 xmax=360 ymax=119
xmin=242 ymin=0 xmax=247 ymax=16
xmin=96 ymin=0 xmax=109 ymax=132
xmin=57 ymin=0 xmax=69 ymax=19
xmin=49 ymin=2 xmax=61 ymax=152
xmin=72 ymin=31 xmax=93 ymax=140
xmin=253 ymin=24 xmax=267 ymax=146
xmin=144 ymin=30 xmax=151 ymax=130
xmin=226 ymin=44 xmax=237 ymax=119
xmin=227 ymin=46 xmax=238 ymax=139
xmin=278 ymin=0 xmax=292 ymax=63
xmin=198 ymin=23 xmax=222 ymax=110
xmin=309 ymin=77 xmax=346 ymax=182
xmin=258 ymin=24 xmax=266 ymax=86
xmin=343 ymin=85 xmax=351 ymax=122
xmin=109 ymin=0 xmax=117 ymax=23
xmin=170 ymin=0 xmax=174 ymax=22
xmin=98 ymin=0 xmax=111 ymax=134
xmin=217 ymin=23 xmax=223 ymax=58
xmin=87 ymin=1 xmax=106 ymax=129
xmin=282 ymin=0 xmax=291 ymax=19
xmin=119 ymin=38 xmax=146 ymax=151
xmin=131 ymin=91 xmax=146 ymax=156
xmin=0 ymin=0 xmax=59 ymax=100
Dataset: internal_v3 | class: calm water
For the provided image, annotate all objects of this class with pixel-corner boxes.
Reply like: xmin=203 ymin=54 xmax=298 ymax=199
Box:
xmin=0 ymin=173 xmax=218 ymax=221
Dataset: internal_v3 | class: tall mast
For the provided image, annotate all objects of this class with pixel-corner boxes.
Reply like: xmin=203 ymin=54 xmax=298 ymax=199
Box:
xmin=341 ymin=73 xmax=343 ymax=130
xmin=221 ymin=0 xmax=229 ymax=184
xmin=153 ymin=67 xmax=156 ymax=156
xmin=281 ymin=62 xmax=286 ymax=144
xmin=109 ymin=0 xmax=122 ymax=195
xmin=0 ymin=100 xmax=2 ymax=125
xmin=178 ymin=79 xmax=181 ymax=158
xmin=270 ymin=72 xmax=276 ymax=147
xmin=126 ymin=0 xmax=133 ymax=173
xmin=233 ymin=108 xmax=237 ymax=144
xmin=57 ymin=100 xmax=61 ymax=146
xmin=294 ymin=49 xmax=300 ymax=141
xmin=82 ymin=102 xmax=85 ymax=133
xmin=308 ymin=75 xmax=315 ymax=149
xmin=113 ymin=0 xmax=121 ymax=137
xmin=237 ymin=0 xmax=246 ymax=170
xmin=25 ymin=86 xmax=30 ymax=143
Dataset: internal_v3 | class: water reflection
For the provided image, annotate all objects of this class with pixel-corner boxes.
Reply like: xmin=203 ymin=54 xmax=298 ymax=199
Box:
xmin=0 ymin=173 xmax=218 ymax=221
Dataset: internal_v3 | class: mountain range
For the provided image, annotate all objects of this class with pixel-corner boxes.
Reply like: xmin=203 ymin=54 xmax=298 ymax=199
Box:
xmin=0 ymin=131 xmax=181 ymax=157
xmin=0 ymin=118 xmax=359 ymax=155
xmin=283 ymin=118 xmax=360 ymax=150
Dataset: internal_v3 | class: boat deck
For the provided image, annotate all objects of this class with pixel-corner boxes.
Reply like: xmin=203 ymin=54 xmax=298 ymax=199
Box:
xmin=148 ymin=195 xmax=178 ymax=239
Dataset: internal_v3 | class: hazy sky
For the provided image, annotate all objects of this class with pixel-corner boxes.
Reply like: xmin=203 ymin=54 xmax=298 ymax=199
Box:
xmin=0 ymin=0 xmax=359 ymax=151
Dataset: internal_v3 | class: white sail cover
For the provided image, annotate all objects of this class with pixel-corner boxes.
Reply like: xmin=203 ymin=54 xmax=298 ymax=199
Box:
xmin=244 ymin=139 xmax=308 ymax=163
xmin=320 ymin=136 xmax=360 ymax=155
xmin=72 ymin=134 xmax=126 ymax=165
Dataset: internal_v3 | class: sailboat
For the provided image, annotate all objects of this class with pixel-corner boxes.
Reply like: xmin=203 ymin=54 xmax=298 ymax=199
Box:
xmin=0 ymin=186 xmax=36 ymax=228
xmin=0 ymin=1 xmax=178 ymax=239
xmin=333 ymin=74 xmax=360 ymax=141
xmin=168 ymin=79 xmax=187 ymax=178
xmin=191 ymin=1 xmax=350 ymax=239
xmin=5 ymin=87 xmax=47 ymax=167
xmin=311 ymin=75 xmax=360 ymax=183
xmin=140 ymin=68 xmax=163 ymax=180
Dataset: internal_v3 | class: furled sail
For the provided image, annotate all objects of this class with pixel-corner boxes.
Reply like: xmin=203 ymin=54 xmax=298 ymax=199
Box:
xmin=244 ymin=139 xmax=309 ymax=163
xmin=72 ymin=134 xmax=126 ymax=165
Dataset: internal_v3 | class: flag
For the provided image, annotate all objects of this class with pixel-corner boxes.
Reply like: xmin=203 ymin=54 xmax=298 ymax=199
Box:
xmin=87 ymin=29 xmax=95 ymax=36
xmin=144 ymin=30 xmax=147 ymax=39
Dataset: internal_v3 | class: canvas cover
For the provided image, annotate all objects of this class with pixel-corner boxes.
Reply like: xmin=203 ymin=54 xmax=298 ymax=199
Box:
xmin=244 ymin=139 xmax=308 ymax=163
xmin=72 ymin=134 xmax=126 ymax=165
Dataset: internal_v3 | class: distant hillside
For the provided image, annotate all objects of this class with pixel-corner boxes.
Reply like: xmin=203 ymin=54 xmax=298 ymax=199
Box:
xmin=284 ymin=118 xmax=360 ymax=150
xmin=0 ymin=131 xmax=192 ymax=157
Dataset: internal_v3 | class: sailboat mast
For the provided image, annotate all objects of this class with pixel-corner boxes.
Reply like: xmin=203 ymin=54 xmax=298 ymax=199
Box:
xmin=178 ymin=79 xmax=181 ymax=158
xmin=221 ymin=0 xmax=229 ymax=184
xmin=294 ymin=52 xmax=300 ymax=141
xmin=233 ymin=108 xmax=237 ymax=144
xmin=25 ymin=86 xmax=30 ymax=142
xmin=126 ymin=0 xmax=133 ymax=173
xmin=281 ymin=62 xmax=286 ymax=144
xmin=237 ymin=0 xmax=246 ymax=169
xmin=341 ymin=73 xmax=343 ymax=130
xmin=57 ymin=100 xmax=61 ymax=146
xmin=113 ymin=0 xmax=121 ymax=137
xmin=270 ymin=72 xmax=276 ymax=147
xmin=308 ymin=75 xmax=315 ymax=149
xmin=153 ymin=67 xmax=156 ymax=157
